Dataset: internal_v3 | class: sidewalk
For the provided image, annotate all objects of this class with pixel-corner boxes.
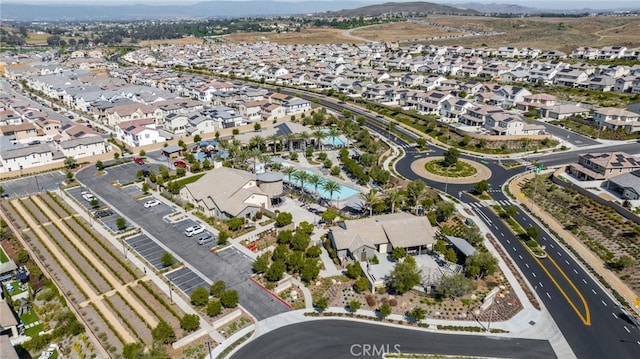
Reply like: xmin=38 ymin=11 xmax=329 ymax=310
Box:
xmin=508 ymin=172 xmax=639 ymax=314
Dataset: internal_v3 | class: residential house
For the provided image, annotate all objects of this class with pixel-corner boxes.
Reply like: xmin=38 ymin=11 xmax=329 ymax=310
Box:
xmin=459 ymin=105 xmax=503 ymax=127
xmin=239 ymin=100 xmax=269 ymax=123
xmin=0 ymin=143 xmax=57 ymax=173
xmin=179 ymin=167 xmax=271 ymax=220
xmin=569 ymin=152 xmax=640 ymax=181
xmin=593 ymin=107 xmax=640 ymax=132
xmin=605 ymin=169 xmax=640 ymax=200
xmin=589 ymin=76 xmax=616 ymax=92
xmin=115 ymin=118 xmax=166 ymax=147
xmin=484 ymin=113 xmax=544 ymax=135
xmin=554 ymin=68 xmax=589 ymax=87
xmin=58 ymin=135 xmax=108 ymax=159
xmin=328 ymin=212 xmax=436 ymax=261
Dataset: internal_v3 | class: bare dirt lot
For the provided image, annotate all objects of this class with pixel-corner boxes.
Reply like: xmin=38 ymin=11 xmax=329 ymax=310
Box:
xmin=423 ymin=15 xmax=640 ymax=52
xmin=226 ymin=28 xmax=359 ymax=45
xmin=350 ymin=21 xmax=460 ymax=42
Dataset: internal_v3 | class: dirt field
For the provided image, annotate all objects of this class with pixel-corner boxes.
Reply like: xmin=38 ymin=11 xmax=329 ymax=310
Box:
xmin=350 ymin=21 xmax=461 ymax=42
xmin=226 ymin=28 xmax=359 ymax=45
xmin=141 ymin=37 xmax=205 ymax=46
xmin=423 ymin=15 xmax=640 ymax=52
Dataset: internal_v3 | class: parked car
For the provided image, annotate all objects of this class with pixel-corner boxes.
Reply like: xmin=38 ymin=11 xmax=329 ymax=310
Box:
xmin=93 ymin=209 xmax=113 ymax=218
xmin=174 ymin=160 xmax=187 ymax=168
xmin=134 ymin=157 xmax=145 ymax=164
xmin=64 ymin=112 xmax=74 ymax=119
xmin=197 ymin=235 xmax=214 ymax=245
xmin=184 ymin=225 xmax=204 ymax=237
xmin=81 ymin=191 xmax=95 ymax=202
xmin=144 ymin=199 xmax=161 ymax=208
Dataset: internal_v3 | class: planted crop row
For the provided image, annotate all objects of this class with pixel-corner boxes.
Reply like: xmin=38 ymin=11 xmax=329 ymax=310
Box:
xmin=10 ymin=201 xmax=89 ymax=300
xmin=138 ymin=280 xmax=180 ymax=320
xmin=103 ymin=296 xmax=142 ymax=343
xmin=62 ymin=218 xmax=126 ymax=284
xmin=40 ymin=192 xmax=72 ymax=217
xmin=70 ymin=216 xmax=138 ymax=280
xmin=88 ymin=302 xmax=126 ymax=346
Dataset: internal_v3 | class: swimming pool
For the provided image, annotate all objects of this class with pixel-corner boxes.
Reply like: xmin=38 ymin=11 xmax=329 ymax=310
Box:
xmin=286 ymin=170 xmax=360 ymax=200
xmin=322 ymin=130 xmax=345 ymax=146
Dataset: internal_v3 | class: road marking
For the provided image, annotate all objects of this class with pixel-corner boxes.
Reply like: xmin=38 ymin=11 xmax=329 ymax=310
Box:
xmin=612 ymin=313 xmax=618 ymax=319
xmin=544 ymin=255 xmax=591 ymax=326
xmin=592 ymin=289 xmax=597 ymax=295
xmin=532 ymin=272 xmax=536 ymax=277
xmin=546 ymin=292 xmax=551 ymax=299
xmin=550 ymin=244 xmax=555 ymax=248
xmin=557 ymin=252 xmax=562 ymax=257
xmin=539 ymin=282 xmax=544 ymax=288
xmin=501 ymin=232 xmax=504 ymax=237
xmin=565 ymin=260 xmax=570 ymax=265
xmin=513 ymin=247 xmax=517 ymax=252
xmin=602 ymin=300 xmax=607 ymax=307
xmin=518 ymin=255 xmax=523 ymax=259
xmin=506 ymin=239 xmax=511 ymax=244
xmin=582 ymin=278 xmax=587 ymax=284
xmin=624 ymin=326 xmax=630 ymax=333
xmin=525 ymin=263 xmax=529 ymax=268
xmin=542 ymin=237 xmax=548 ymax=241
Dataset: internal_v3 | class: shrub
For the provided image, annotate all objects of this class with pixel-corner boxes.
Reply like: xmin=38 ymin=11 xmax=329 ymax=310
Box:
xmin=180 ymin=314 xmax=200 ymax=331
xmin=365 ymin=294 xmax=376 ymax=307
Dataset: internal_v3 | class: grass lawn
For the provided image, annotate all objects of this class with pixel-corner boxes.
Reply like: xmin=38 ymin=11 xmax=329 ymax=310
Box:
xmin=174 ymin=173 xmax=206 ymax=188
xmin=424 ymin=160 xmax=477 ymax=178
xmin=21 ymin=309 xmax=43 ymax=337
xmin=0 ymin=247 xmax=9 ymax=263
xmin=8 ymin=280 xmax=28 ymax=296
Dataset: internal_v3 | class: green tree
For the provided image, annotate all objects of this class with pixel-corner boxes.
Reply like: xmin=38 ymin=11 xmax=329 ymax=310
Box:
xmin=114 ymin=152 xmax=120 ymax=160
xmin=321 ymin=209 xmax=339 ymax=224
xmin=526 ymin=226 xmax=540 ymax=240
xmin=190 ymin=287 xmax=210 ymax=307
xmin=391 ymin=247 xmax=406 ymax=261
xmin=474 ymin=180 xmax=489 ymax=194
xmin=322 ymin=180 xmax=342 ymax=206
xmin=306 ymin=246 xmax=322 ymax=258
xmin=265 ymin=260 xmax=286 ymax=282
xmin=349 ymin=300 xmax=361 ymax=313
xmin=345 ymin=262 xmax=361 ymax=279
xmin=408 ymin=306 xmax=426 ymax=322
xmin=275 ymin=212 xmax=293 ymax=227
xmin=354 ymin=277 xmax=369 ymax=293
xmin=291 ymin=232 xmax=311 ymax=251
xmin=160 ymin=252 xmax=174 ymax=267
xmin=253 ymin=252 xmax=270 ymax=273
xmin=66 ymin=170 xmax=74 ymax=183
xmin=193 ymin=134 xmax=202 ymax=143
xmin=390 ymin=256 xmax=422 ymax=294
xmin=217 ymin=230 xmax=230 ymax=245
xmin=465 ymin=251 xmax=498 ymax=279
xmin=206 ymin=299 xmax=222 ymax=317
xmin=232 ymin=128 xmax=240 ymax=135
xmin=219 ymin=290 xmax=239 ymax=308
xmin=435 ymin=201 xmax=455 ymax=222
xmin=95 ymin=160 xmax=104 ymax=170
xmin=16 ymin=249 xmax=29 ymax=264
xmin=142 ymin=182 xmax=150 ymax=194
xmin=89 ymin=198 xmax=99 ymax=207
xmin=180 ymin=314 xmax=200 ymax=331
xmin=151 ymin=320 xmax=176 ymax=344
xmin=64 ymin=156 xmax=77 ymax=169
xmin=121 ymin=342 xmax=144 ymax=359
xmin=407 ymin=179 xmax=425 ymax=206
xmin=439 ymin=273 xmax=474 ymax=299
xmin=286 ymin=251 xmax=305 ymax=273
xmin=445 ymin=248 xmax=458 ymax=263
xmin=314 ymin=296 xmax=329 ymax=312
xmin=464 ymin=224 xmax=484 ymax=246
xmin=115 ymin=217 xmax=126 ymax=230
xmin=210 ymin=280 xmax=226 ymax=297
xmin=226 ymin=217 xmax=244 ymax=231
xmin=277 ymin=230 xmax=293 ymax=245
xmin=379 ymin=302 xmax=392 ymax=318
xmin=272 ymin=244 xmax=290 ymax=263
xmin=505 ymin=205 xmax=518 ymax=218
xmin=301 ymin=258 xmax=320 ymax=282
xmin=442 ymin=148 xmax=460 ymax=167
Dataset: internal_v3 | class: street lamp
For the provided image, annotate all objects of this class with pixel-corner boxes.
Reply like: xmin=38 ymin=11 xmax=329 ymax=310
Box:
xmin=168 ymin=281 xmax=173 ymax=304
xmin=444 ymin=164 xmax=454 ymax=194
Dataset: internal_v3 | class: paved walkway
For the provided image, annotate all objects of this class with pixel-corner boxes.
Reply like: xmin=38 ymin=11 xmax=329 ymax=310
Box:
xmin=508 ymin=171 xmax=639 ymax=313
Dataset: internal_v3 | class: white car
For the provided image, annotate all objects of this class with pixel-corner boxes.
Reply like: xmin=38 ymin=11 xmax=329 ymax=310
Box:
xmin=184 ymin=225 xmax=205 ymax=237
xmin=144 ymin=199 xmax=161 ymax=208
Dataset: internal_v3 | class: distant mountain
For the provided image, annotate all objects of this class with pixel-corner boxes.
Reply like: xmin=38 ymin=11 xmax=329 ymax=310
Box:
xmin=452 ymin=3 xmax=541 ymax=14
xmin=0 ymin=1 xmax=373 ymax=21
xmin=325 ymin=1 xmax=480 ymax=17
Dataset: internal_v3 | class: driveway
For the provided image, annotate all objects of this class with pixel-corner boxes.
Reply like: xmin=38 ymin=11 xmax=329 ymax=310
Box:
xmin=76 ymin=163 xmax=290 ymax=320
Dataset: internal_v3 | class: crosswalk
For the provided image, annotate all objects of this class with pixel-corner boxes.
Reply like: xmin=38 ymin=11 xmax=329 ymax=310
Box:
xmin=467 ymin=199 xmax=515 ymax=209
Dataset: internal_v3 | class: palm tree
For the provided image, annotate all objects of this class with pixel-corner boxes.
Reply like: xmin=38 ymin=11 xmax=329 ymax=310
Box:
xmin=299 ymin=131 xmax=311 ymax=152
xmin=283 ymin=166 xmax=297 ymax=184
xmin=327 ymin=128 xmax=341 ymax=147
xmin=307 ymin=174 xmax=325 ymax=198
xmin=386 ymin=189 xmax=405 ymax=214
xmin=292 ymin=170 xmax=310 ymax=193
xmin=322 ymin=180 xmax=342 ymax=208
xmin=248 ymin=148 xmax=265 ymax=174
xmin=266 ymin=133 xmax=281 ymax=154
xmin=360 ymin=189 xmax=382 ymax=216
xmin=285 ymin=133 xmax=297 ymax=152
xmin=249 ymin=135 xmax=265 ymax=151
xmin=312 ymin=129 xmax=325 ymax=150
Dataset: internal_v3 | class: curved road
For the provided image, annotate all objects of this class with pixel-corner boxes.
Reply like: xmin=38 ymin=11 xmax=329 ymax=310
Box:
xmin=231 ymin=320 xmax=555 ymax=359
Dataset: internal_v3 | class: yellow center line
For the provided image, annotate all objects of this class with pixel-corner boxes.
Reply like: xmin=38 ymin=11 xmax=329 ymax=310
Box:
xmin=530 ymin=252 xmax=591 ymax=326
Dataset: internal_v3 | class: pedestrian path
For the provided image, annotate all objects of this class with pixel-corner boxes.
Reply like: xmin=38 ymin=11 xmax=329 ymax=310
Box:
xmin=466 ymin=199 xmax=515 ymax=209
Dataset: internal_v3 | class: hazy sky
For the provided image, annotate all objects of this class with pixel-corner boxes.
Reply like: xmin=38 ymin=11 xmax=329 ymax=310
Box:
xmin=11 ymin=0 xmax=640 ymax=9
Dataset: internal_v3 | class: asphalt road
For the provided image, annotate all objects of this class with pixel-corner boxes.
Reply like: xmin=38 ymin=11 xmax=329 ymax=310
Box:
xmin=75 ymin=162 xmax=290 ymax=321
xmin=231 ymin=320 xmax=556 ymax=359
xmin=535 ymin=120 xmax=600 ymax=147
xmin=387 ymin=127 xmax=640 ymax=357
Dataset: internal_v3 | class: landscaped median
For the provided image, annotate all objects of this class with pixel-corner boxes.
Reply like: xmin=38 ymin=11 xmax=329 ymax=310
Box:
xmin=490 ymin=205 xmax=547 ymax=259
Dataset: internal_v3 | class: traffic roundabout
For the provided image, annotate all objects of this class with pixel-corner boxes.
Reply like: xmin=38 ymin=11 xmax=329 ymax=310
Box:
xmin=410 ymin=156 xmax=492 ymax=184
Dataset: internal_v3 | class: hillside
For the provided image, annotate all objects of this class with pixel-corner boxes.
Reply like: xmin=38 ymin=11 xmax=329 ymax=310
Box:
xmin=324 ymin=1 xmax=480 ymax=17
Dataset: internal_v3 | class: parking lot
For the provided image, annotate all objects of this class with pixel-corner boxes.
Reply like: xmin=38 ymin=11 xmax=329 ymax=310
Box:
xmin=172 ymin=218 xmax=216 ymax=240
xmin=125 ymin=234 xmax=169 ymax=270
xmin=0 ymin=171 xmax=66 ymax=198
xmin=165 ymin=267 xmax=210 ymax=296
xmin=76 ymin=162 xmax=291 ymax=320
xmin=65 ymin=186 xmax=132 ymax=232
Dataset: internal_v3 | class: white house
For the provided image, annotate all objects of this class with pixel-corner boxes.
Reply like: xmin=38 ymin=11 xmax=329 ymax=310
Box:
xmin=0 ymin=144 xmax=56 ymax=173
xmin=115 ymin=118 xmax=166 ymax=147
